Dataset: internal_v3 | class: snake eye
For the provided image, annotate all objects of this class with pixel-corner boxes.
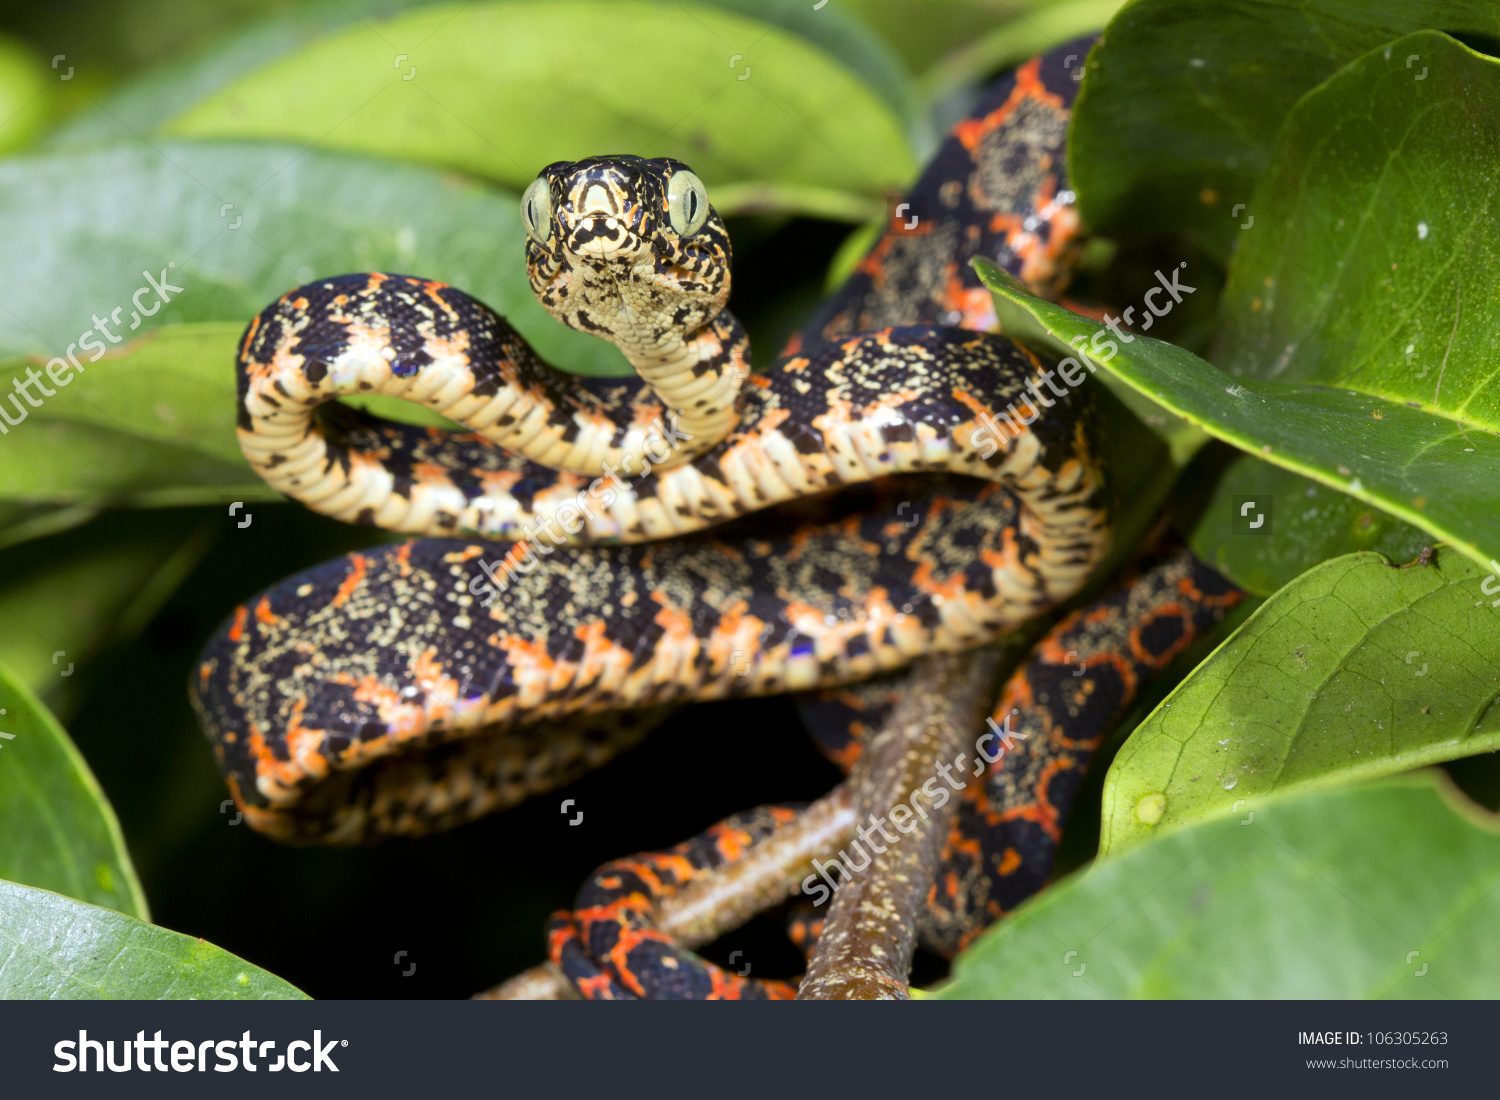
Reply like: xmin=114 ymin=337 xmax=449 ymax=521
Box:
xmin=521 ymin=177 xmax=552 ymax=245
xmin=666 ymin=170 xmax=709 ymax=237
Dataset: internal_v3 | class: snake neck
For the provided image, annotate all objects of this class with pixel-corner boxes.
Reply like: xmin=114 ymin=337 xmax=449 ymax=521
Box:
xmin=611 ymin=307 xmax=749 ymax=465
xmin=530 ymin=246 xmax=750 ymax=468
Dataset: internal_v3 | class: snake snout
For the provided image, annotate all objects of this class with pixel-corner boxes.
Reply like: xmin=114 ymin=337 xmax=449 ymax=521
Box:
xmin=568 ymin=214 xmax=634 ymax=259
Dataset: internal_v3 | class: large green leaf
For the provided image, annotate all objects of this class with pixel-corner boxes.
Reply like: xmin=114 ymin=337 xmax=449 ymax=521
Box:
xmin=975 ymin=262 xmax=1500 ymax=573
xmin=1192 ymin=456 xmax=1433 ymax=596
xmin=43 ymin=0 xmax=448 ymax=150
xmin=935 ymin=775 xmax=1500 ymax=998
xmin=918 ymin=0 xmax=1124 ymax=102
xmin=841 ymin=0 xmax=1099 ymax=76
xmin=168 ymin=1 xmax=915 ymax=221
xmin=0 ymin=141 xmax=628 ymax=375
xmin=227 ymin=1 xmax=905 ymax=136
xmin=1214 ymin=32 xmax=1499 ymax=420
xmin=0 ymin=666 xmax=146 ymax=917
xmin=1099 ymin=550 xmax=1500 ymax=855
xmin=700 ymin=0 xmax=924 ymax=144
xmin=51 ymin=0 xmax=924 ymax=153
xmin=1069 ymin=0 xmax=1500 ymax=262
xmin=0 ymin=880 xmax=305 ymax=999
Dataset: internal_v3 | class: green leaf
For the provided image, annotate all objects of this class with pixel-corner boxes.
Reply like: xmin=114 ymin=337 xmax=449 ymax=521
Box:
xmin=43 ymin=0 xmax=448 ymax=150
xmin=0 ymin=880 xmax=306 ymax=998
xmin=1214 ymin=32 xmax=1499 ymax=416
xmin=698 ymin=0 xmax=925 ymax=145
xmin=167 ymin=1 xmax=915 ymax=220
xmin=0 ymin=141 xmax=628 ymax=376
xmin=0 ymin=665 xmax=146 ymax=917
xmin=841 ymin=0 xmax=1101 ymax=77
xmin=974 ymin=259 xmax=1500 ymax=573
xmin=934 ymin=774 xmax=1500 ymax=998
xmin=51 ymin=0 xmax=924 ymax=160
xmin=1099 ymin=550 xmax=1500 ymax=855
xmin=1192 ymin=455 xmax=1433 ymax=596
xmin=1069 ymin=0 xmax=1500 ymax=262
xmin=918 ymin=0 xmax=1125 ymax=103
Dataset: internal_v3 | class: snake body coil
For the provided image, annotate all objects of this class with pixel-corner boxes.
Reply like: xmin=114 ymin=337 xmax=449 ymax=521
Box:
xmin=202 ymin=315 xmax=1107 ymax=840
xmin=196 ymin=126 xmax=1112 ymax=841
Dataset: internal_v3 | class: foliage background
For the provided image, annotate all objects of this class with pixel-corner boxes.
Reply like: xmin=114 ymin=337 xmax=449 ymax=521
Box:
xmin=0 ymin=0 xmax=1496 ymax=999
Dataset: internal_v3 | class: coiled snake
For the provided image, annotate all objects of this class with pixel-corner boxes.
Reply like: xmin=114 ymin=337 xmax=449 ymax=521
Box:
xmin=192 ymin=39 xmax=1243 ymax=998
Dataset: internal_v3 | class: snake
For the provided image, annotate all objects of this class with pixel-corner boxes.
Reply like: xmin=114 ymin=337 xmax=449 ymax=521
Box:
xmin=191 ymin=37 xmax=1244 ymax=996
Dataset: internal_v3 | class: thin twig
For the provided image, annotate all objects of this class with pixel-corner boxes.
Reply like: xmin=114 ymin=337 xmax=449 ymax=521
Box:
xmin=661 ymin=785 xmax=856 ymax=948
xmin=475 ymin=962 xmax=577 ymax=1000
xmin=796 ymin=649 xmax=1002 ymax=1000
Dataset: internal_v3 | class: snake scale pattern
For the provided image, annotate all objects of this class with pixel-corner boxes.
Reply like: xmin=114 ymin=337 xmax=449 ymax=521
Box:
xmin=191 ymin=36 xmax=1244 ymax=997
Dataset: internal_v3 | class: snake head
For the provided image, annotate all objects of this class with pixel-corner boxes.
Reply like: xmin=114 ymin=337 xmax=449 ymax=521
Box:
xmin=521 ymin=155 xmax=732 ymax=354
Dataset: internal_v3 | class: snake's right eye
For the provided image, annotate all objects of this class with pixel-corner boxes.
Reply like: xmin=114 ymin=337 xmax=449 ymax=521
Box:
xmin=666 ymin=170 xmax=709 ymax=237
xmin=521 ymin=178 xmax=552 ymax=245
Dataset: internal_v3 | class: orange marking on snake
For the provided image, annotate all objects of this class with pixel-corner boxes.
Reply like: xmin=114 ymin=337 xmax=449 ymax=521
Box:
xmin=953 ymin=58 xmax=1064 ymax=154
xmin=1128 ymin=607 xmax=1193 ymax=668
xmin=331 ymin=554 xmax=366 ymax=608
xmin=238 ymin=314 xmax=262 ymax=361
xmin=253 ymin=596 xmax=283 ymax=630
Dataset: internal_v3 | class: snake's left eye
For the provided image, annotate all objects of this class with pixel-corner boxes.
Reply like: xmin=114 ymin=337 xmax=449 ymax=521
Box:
xmin=666 ymin=170 xmax=709 ymax=236
xmin=521 ymin=177 xmax=552 ymax=245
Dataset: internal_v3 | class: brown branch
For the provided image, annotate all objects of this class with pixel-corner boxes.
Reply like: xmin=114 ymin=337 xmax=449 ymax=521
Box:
xmin=795 ymin=649 xmax=1002 ymax=1000
xmin=662 ymin=784 xmax=856 ymax=946
xmin=474 ymin=962 xmax=577 ymax=1000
